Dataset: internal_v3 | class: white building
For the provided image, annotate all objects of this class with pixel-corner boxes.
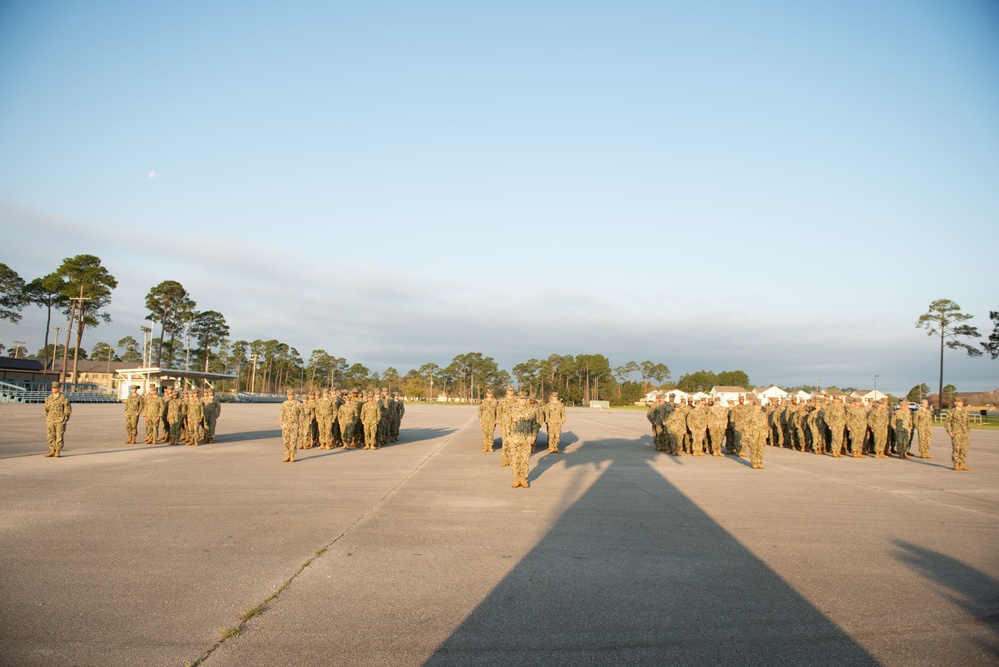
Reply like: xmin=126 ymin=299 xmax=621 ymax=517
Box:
xmin=753 ymin=385 xmax=789 ymax=405
xmin=710 ymin=385 xmax=748 ymax=405
xmin=690 ymin=391 xmax=710 ymax=404
xmin=850 ymin=389 xmax=887 ymax=404
xmin=792 ymin=390 xmax=812 ymax=402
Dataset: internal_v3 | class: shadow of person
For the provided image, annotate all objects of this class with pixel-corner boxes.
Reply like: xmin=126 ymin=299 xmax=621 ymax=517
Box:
xmin=428 ymin=431 xmax=879 ymax=667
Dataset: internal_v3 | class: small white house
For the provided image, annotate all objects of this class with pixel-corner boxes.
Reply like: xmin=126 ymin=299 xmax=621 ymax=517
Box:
xmin=710 ymin=385 xmax=748 ymax=405
xmin=753 ymin=385 xmax=789 ymax=405
xmin=850 ymin=389 xmax=886 ymax=404
xmin=792 ymin=390 xmax=812 ymax=402
xmin=690 ymin=391 xmax=710 ymax=404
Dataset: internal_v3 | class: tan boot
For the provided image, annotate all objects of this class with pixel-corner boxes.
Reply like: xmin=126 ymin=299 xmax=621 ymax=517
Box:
xmin=512 ymin=477 xmax=519 ymax=488
xmin=282 ymin=455 xmax=291 ymax=462
xmin=44 ymin=450 xmax=55 ymax=457
xmin=500 ymin=455 xmax=510 ymax=467
xmin=53 ymin=450 xmax=61 ymax=457
xmin=959 ymin=464 xmax=971 ymax=470
xmin=521 ymin=477 xmax=530 ymax=488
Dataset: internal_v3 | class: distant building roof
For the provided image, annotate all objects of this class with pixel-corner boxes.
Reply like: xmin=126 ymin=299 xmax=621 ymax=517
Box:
xmin=711 ymin=386 xmax=748 ymax=394
xmin=0 ymin=356 xmax=45 ymax=372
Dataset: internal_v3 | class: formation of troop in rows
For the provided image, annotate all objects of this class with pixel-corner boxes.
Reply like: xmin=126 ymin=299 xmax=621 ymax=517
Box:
xmin=476 ymin=386 xmax=567 ymax=489
xmin=645 ymin=393 xmax=974 ymax=470
xmin=278 ymin=388 xmax=405 ymax=463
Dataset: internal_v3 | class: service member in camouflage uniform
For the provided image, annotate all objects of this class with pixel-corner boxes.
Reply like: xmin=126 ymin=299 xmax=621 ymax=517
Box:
xmin=279 ymin=390 xmax=301 ymax=462
xmin=507 ymin=393 xmax=538 ymax=488
xmin=43 ymin=381 xmax=72 ymax=457
xmin=166 ymin=391 xmax=185 ymax=445
xmin=202 ymin=389 xmax=220 ymax=444
xmin=665 ymin=400 xmax=688 ymax=455
xmin=143 ymin=388 xmax=163 ymax=444
xmin=867 ymin=400 xmax=890 ymax=458
xmin=544 ymin=392 xmax=566 ymax=453
xmin=479 ymin=389 xmax=498 ymax=452
xmin=361 ymin=392 xmax=382 ymax=450
xmin=746 ymin=403 xmax=768 ymax=469
xmin=124 ymin=385 xmax=144 ymax=444
xmin=892 ymin=401 xmax=913 ymax=458
xmin=946 ymin=397 xmax=971 ymax=470
xmin=185 ymin=390 xmax=205 ymax=446
xmin=159 ymin=387 xmax=173 ymax=442
xmin=686 ymin=401 xmax=709 ymax=456
xmin=497 ymin=386 xmax=516 ymax=467
xmin=913 ymin=399 xmax=933 ymax=458
xmin=647 ymin=396 xmax=666 ymax=451
xmin=727 ymin=395 xmax=750 ymax=455
xmin=391 ymin=392 xmax=404 ymax=442
xmin=707 ymin=399 xmax=728 ymax=457
xmin=337 ymin=392 xmax=358 ymax=448
xmin=824 ymin=396 xmax=847 ymax=457
xmin=316 ymin=390 xmax=335 ymax=450
xmin=846 ymin=400 xmax=868 ymax=457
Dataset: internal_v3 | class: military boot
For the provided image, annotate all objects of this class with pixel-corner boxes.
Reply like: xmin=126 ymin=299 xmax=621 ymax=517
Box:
xmin=500 ymin=455 xmax=510 ymax=467
xmin=53 ymin=450 xmax=60 ymax=457
xmin=44 ymin=450 xmax=55 ymax=457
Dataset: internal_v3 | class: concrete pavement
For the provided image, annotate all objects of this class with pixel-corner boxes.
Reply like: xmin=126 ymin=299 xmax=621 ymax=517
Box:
xmin=0 ymin=403 xmax=996 ymax=666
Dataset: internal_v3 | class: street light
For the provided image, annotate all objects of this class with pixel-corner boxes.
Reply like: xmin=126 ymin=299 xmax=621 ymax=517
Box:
xmin=874 ymin=374 xmax=879 ymax=403
xmin=140 ymin=326 xmax=152 ymax=368
xmin=12 ymin=340 xmax=25 ymax=359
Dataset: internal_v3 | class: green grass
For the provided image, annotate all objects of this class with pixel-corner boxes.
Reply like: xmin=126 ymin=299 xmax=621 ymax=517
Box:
xmin=970 ymin=421 xmax=999 ymax=430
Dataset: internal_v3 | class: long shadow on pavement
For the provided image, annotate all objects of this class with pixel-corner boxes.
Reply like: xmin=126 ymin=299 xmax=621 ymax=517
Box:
xmin=426 ymin=436 xmax=879 ymax=666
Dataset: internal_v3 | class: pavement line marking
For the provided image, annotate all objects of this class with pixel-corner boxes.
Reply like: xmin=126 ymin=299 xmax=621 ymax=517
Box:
xmin=184 ymin=414 xmax=477 ymax=667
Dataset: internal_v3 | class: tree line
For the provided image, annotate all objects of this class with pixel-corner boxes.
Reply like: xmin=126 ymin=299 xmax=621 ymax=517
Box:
xmin=1 ymin=260 xmax=996 ymax=405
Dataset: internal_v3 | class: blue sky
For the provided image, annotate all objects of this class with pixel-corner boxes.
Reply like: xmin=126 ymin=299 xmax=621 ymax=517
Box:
xmin=1 ymin=0 xmax=997 ymax=392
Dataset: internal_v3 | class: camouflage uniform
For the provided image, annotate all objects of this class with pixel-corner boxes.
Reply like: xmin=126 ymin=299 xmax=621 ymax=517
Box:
xmin=746 ymin=406 xmax=768 ymax=469
xmin=124 ymin=388 xmax=144 ymax=444
xmin=143 ymin=390 xmax=163 ymax=444
xmin=391 ymin=393 xmax=404 ymax=442
xmin=867 ymin=402 xmax=890 ymax=458
xmin=727 ymin=399 xmax=750 ymax=455
xmin=507 ymin=397 xmax=538 ymax=487
xmin=166 ymin=394 xmax=185 ymax=445
xmin=686 ymin=403 xmax=709 ymax=456
xmin=544 ymin=394 xmax=566 ymax=453
xmin=300 ymin=394 xmax=317 ymax=449
xmin=913 ymin=404 xmax=933 ymax=458
xmin=892 ymin=404 xmax=913 ymax=458
xmin=846 ymin=402 xmax=869 ymax=457
xmin=824 ymin=399 xmax=847 ymax=457
xmin=647 ymin=398 xmax=666 ymax=451
xmin=316 ymin=391 xmax=335 ymax=449
xmin=279 ymin=393 xmax=301 ymax=462
xmin=361 ymin=393 xmax=382 ymax=449
xmin=44 ymin=384 xmax=72 ymax=457
xmin=665 ymin=402 xmax=687 ymax=455
xmin=331 ymin=391 xmax=345 ymax=447
xmin=707 ymin=403 xmax=728 ymax=456
xmin=805 ymin=404 xmax=822 ymax=454
xmin=202 ymin=391 xmax=220 ymax=443
xmin=185 ymin=392 xmax=204 ymax=446
xmin=496 ymin=387 xmax=516 ymax=467
xmin=337 ymin=394 xmax=358 ymax=448
xmin=479 ymin=393 xmax=498 ymax=451
xmin=946 ymin=403 xmax=971 ymax=469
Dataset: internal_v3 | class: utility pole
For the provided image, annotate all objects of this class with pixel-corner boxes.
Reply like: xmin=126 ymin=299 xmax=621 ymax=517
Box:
xmin=60 ymin=299 xmax=77 ymax=385
xmin=12 ymin=340 xmax=24 ymax=359
xmin=249 ymin=353 xmax=259 ymax=394
xmin=140 ymin=326 xmax=152 ymax=367
xmin=50 ymin=327 xmax=63 ymax=371
xmin=185 ymin=332 xmax=192 ymax=371
xmin=67 ymin=286 xmax=90 ymax=385
xmin=105 ymin=345 xmax=116 ymax=390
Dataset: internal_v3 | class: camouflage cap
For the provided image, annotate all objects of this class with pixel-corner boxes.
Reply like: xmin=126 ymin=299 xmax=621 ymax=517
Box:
xmin=51 ymin=381 xmax=61 ymax=389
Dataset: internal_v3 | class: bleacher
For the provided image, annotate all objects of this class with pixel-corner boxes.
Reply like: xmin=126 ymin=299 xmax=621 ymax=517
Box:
xmin=0 ymin=381 xmax=119 ymax=404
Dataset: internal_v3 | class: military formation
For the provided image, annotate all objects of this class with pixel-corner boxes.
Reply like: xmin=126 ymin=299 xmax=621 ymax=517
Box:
xmin=647 ymin=393 xmax=974 ymax=471
xmin=44 ymin=381 xmax=977 ymax=474
xmin=279 ymin=388 xmax=405 ymax=462
xmin=478 ymin=386 xmax=567 ymax=488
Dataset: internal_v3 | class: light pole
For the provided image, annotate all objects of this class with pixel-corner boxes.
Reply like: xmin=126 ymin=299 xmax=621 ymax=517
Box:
xmin=12 ymin=340 xmax=24 ymax=359
xmin=50 ymin=327 xmax=63 ymax=371
xmin=140 ymin=326 xmax=152 ymax=367
xmin=874 ymin=374 xmax=879 ymax=403
xmin=105 ymin=345 xmax=116 ymax=390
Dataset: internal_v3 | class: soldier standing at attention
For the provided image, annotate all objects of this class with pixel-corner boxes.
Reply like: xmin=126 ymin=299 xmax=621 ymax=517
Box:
xmin=544 ymin=392 xmax=566 ymax=454
xmin=166 ymin=390 xmax=184 ymax=445
xmin=159 ymin=387 xmax=173 ymax=442
xmin=279 ymin=390 xmax=300 ymax=462
xmin=746 ymin=403 xmax=768 ymax=469
xmin=44 ymin=381 xmax=72 ymax=457
xmin=825 ymin=396 xmax=847 ymax=457
xmin=479 ymin=389 xmax=498 ymax=452
xmin=665 ymin=399 xmax=687 ymax=456
xmin=946 ymin=397 xmax=971 ymax=471
xmin=361 ymin=392 xmax=382 ymax=450
xmin=497 ymin=385 xmax=516 ymax=467
xmin=186 ymin=390 xmax=204 ymax=446
xmin=892 ymin=400 xmax=913 ymax=458
xmin=124 ymin=385 xmax=144 ymax=444
xmin=143 ymin=387 xmax=163 ymax=444
xmin=337 ymin=390 xmax=357 ymax=448
xmin=507 ymin=392 xmax=537 ymax=488
xmin=846 ymin=399 xmax=868 ymax=457
xmin=528 ymin=396 xmax=544 ymax=452
xmin=913 ymin=399 xmax=933 ymax=458
xmin=331 ymin=389 xmax=345 ymax=448
xmin=647 ymin=395 xmax=665 ymax=451
xmin=868 ymin=400 xmax=890 ymax=458
xmin=391 ymin=392 xmax=404 ymax=442
xmin=316 ymin=390 xmax=334 ymax=450
xmin=707 ymin=399 xmax=728 ymax=457
xmin=202 ymin=389 xmax=220 ymax=444
xmin=686 ymin=400 xmax=709 ymax=456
